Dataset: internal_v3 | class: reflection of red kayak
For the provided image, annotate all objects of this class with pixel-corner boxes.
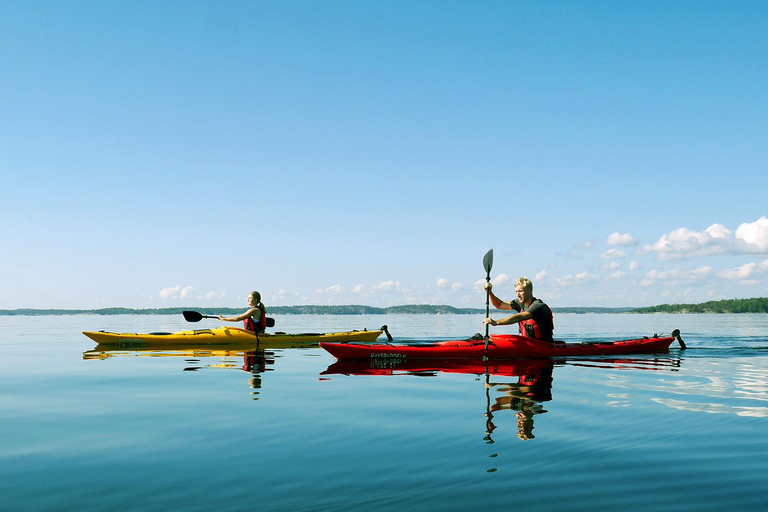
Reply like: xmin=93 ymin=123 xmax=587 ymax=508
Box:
xmin=322 ymin=355 xmax=681 ymax=377
xmin=321 ymin=329 xmax=684 ymax=361
xmin=322 ymin=357 xmax=553 ymax=377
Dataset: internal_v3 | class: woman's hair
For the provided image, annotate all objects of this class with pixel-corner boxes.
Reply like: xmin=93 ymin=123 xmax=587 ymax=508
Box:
xmin=249 ymin=291 xmax=264 ymax=309
xmin=515 ymin=277 xmax=533 ymax=293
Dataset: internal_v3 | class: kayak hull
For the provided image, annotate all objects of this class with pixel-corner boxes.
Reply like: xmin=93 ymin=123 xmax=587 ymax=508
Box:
xmin=83 ymin=326 xmax=382 ymax=348
xmin=321 ymin=332 xmax=681 ymax=361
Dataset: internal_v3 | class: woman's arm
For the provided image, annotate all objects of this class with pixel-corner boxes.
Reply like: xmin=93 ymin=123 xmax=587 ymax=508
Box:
xmin=219 ymin=307 xmax=258 ymax=322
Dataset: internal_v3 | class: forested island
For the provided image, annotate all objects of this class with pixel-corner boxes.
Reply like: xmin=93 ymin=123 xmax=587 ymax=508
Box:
xmin=5 ymin=299 xmax=766 ymax=316
xmin=630 ymin=297 xmax=768 ymax=314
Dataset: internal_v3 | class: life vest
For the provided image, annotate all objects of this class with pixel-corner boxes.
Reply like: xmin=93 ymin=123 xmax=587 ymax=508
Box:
xmin=243 ymin=308 xmax=267 ymax=333
xmin=518 ymin=302 xmax=554 ymax=341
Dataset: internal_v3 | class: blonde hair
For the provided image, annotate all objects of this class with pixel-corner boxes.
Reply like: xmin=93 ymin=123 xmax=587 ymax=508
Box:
xmin=515 ymin=277 xmax=533 ymax=293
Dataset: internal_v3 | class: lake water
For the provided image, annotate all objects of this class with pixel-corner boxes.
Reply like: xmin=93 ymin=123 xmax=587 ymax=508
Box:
xmin=2 ymin=313 xmax=768 ymax=511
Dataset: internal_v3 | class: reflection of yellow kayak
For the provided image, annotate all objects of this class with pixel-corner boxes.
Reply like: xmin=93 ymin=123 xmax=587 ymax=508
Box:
xmin=82 ymin=325 xmax=382 ymax=348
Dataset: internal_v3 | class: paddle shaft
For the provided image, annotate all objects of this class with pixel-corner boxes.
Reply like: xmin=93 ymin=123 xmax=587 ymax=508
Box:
xmin=482 ymin=249 xmax=493 ymax=351
xmin=485 ymin=275 xmax=491 ymax=341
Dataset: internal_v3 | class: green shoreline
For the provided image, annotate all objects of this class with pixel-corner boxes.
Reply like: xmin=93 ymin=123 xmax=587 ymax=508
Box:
xmin=2 ymin=297 xmax=767 ymax=316
xmin=1 ymin=305 xmax=632 ymax=316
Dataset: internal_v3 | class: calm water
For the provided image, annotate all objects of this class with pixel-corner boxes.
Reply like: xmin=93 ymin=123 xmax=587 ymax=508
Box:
xmin=2 ymin=313 xmax=768 ymax=511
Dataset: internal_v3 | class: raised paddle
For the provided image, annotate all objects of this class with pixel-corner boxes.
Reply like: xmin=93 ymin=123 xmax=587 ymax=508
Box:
xmin=483 ymin=249 xmax=494 ymax=351
xmin=182 ymin=310 xmax=218 ymax=322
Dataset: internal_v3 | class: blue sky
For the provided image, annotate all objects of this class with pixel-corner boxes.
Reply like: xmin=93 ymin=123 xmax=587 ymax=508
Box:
xmin=2 ymin=1 xmax=767 ymax=310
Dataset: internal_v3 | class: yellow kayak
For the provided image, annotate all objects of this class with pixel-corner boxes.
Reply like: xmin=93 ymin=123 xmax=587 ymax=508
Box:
xmin=82 ymin=325 xmax=383 ymax=348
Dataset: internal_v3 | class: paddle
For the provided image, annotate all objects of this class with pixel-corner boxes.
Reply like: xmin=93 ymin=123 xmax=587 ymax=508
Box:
xmin=182 ymin=310 xmax=218 ymax=322
xmin=483 ymin=249 xmax=494 ymax=352
xmin=183 ymin=310 xmax=277 ymax=329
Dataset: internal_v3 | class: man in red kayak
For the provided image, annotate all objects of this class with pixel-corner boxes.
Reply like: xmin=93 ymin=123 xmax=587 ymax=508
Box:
xmin=483 ymin=277 xmax=556 ymax=343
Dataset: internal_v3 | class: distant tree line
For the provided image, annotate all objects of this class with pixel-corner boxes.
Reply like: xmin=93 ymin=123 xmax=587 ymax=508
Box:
xmin=1 ymin=304 xmax=627 ymax=316
xmin=0 ymin=305 xmax=487 ymax=316
xmin=630 ymin=297 xmax=768 ymax=314
xmin=3 ymin=299 xmax=765 ymax=316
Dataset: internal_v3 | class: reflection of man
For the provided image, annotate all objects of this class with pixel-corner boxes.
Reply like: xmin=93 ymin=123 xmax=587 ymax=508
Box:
xmin=483 ymin=277 xmax=556 ymax=342
xmin=484 ymin=363 xmax=554 ymax=440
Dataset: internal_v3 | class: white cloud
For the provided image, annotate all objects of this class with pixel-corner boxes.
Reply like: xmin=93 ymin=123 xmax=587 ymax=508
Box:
xmin=326 ymin=284 xmax=345 ymax=293
xmin=606 ymin=232 xmax=639 ymax=246
xmin=159 ymin=285 xmax=181 ymax=299
xmin=640 ymin=224 xmax=731 ymax=260
xmin=493 ymin=273 xmax=510 ymax=285
xmin=718 ymin=262 xmax=758 ymax=280
xmin=599 ymin=249 xmax=626 ymax=259
xmin=602 ymin=262 xmax=621 ymax=271
xmin=567 ymin=241 xmax=594 ymax=259
xmin=374 ymin=280 xmax=400 ymax=291
xmin=610 ymin=271 xmax=627 ymax=279
xmin=157 ymin=285 xmax=222 ymax=300
xmin=554 ymin=272 xmax=599 ymax=287
xmin=436 ymin=279 xmax=464 ymax=292
xmin=351 ymin=284 xmax=366 ymax=293
xmin=158 ymin=285 xmax=195 ymax=299
xmin=734 ymin=216 xmax=768 ymax=253
xmin=643 ymin=266 xmax=713 ymax=285
xmin=628 ymin=261 xmax=640 ymax=271
xmin=534 ymin=270 xmax=548 ymax=282
xmin=640 ymin=217 xmax=768 ymax=260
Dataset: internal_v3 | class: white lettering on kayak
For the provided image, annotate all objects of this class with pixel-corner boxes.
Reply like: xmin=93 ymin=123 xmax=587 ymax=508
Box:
xmin=370 ymin=352 xmax=407 ymax=359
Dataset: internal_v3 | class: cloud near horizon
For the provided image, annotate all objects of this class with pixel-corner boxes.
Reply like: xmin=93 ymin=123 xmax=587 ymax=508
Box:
xmin=640 ymin=266 xmax=713 ymax=287
xmin=639 ymin=216 xmax=768 ymax=260
xmin=158 ymin=285 xmax=225 ymax=300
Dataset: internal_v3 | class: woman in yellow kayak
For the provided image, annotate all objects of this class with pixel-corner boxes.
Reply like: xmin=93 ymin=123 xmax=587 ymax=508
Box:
xmin=218 ymin=291 xmax=268 ymax=333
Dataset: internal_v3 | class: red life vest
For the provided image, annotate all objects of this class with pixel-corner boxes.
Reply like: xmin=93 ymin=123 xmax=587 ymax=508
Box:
xmin=518 ymin=302 xmax=554 ymax=341
xmin=519 ymin=317 xmax=542 ymax=339
xmin=243 ymin=308 xmax=267 ymax=333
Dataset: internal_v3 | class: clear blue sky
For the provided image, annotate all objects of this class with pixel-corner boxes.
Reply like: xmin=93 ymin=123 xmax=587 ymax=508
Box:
xmin=2 ymin=1 xmax=767 ymax=310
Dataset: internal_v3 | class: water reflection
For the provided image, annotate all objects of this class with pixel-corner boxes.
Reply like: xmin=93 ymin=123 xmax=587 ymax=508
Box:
xmin=323 ymin=356 xmax=684 ymax=441
xmin=83 ymin=343 xmax=289 ymax=397
xmin=483 ymin=361 xmax=554 ymax=441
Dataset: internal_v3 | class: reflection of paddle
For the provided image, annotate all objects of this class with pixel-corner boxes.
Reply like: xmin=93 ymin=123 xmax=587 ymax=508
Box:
xmin=183 ymin=311 xmax=217 ymax=322
xmin=482 ymin=249 xmax=494 ymax=351
xmin=484 ymin=370 xmax=495 ymax=443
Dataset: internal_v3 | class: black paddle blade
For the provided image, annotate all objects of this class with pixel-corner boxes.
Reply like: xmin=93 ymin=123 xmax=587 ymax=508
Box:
xmin=483 ymin=249 xmax=493 ymax=275
xmin=182 ymin=311 xmax=204 ymax=322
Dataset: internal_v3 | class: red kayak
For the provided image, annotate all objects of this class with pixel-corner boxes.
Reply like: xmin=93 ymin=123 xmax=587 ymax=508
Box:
xmin=320 ymin=329 xmax=685 ymax=361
